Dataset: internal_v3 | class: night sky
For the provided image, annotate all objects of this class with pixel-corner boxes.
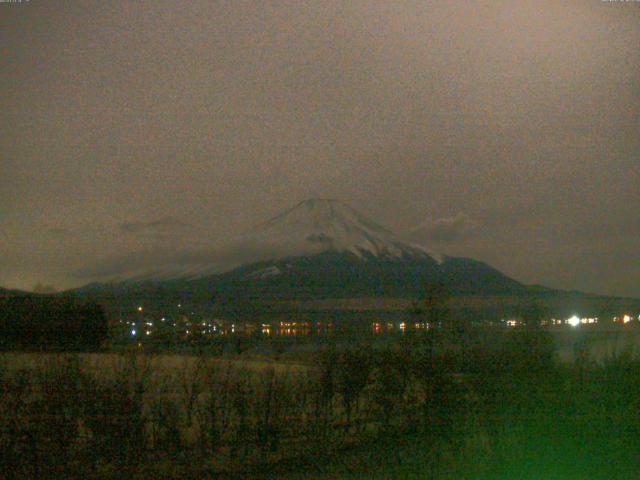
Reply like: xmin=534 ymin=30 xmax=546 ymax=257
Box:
xmin=1 ymin=1 xmax=639 ymax=297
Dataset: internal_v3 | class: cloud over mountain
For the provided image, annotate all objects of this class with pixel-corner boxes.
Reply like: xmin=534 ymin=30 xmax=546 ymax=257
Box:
xmin=410 ymin=213 xmax=478 ymax=244
xmin=120 ymin=216 xmax=190 ymax=235
xmin=74 ymin=199 xmax=440 ymax=281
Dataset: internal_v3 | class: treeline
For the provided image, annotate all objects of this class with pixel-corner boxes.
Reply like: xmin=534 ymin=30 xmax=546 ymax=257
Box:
xmin=0 ymin=296 xmax=108 ymax=350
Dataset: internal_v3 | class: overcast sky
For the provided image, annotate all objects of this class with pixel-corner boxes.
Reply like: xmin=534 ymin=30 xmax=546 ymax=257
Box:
xmin=1 ymin=0 xmax=639 ymax=297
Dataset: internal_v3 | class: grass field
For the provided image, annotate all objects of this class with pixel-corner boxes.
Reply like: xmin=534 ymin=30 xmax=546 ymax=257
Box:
xmin=1 ymin=328 xmax=639 ymax=478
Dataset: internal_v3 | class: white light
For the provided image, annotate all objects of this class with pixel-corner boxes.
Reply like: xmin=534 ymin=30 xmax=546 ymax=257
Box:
xmin=137 ymin=306 xmax=143 ymax=312
xmin=146 ymin=330 xmax=151 ymax=336
xmin=568 ymin=316 xmax=580 ymax=327
xmin=623 ymin=315 xmax=632 ymax=324
xmin=131 ymin=329 xmax=137 ymax=336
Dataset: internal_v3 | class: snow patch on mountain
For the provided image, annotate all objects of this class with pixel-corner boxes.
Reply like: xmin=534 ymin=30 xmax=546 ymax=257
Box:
xmin=244 ymin=199 xmax=442 ymax=263
xmin=244 ymin=265 xmax=282 ymax=280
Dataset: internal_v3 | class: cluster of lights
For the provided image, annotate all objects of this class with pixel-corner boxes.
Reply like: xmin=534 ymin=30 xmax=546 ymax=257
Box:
xmin=126 ymin=301 xmax=640 ymax=340
xmin=567 ymin=315 xmax=580 ymax=327
xmin=371 ymin=321 xmax=429 ymax=333
xmin=504 ymin=316 xmax=601 ymax=328
xmin=129 ymin=304 xmax=229 ymax=337
xmin=566 ymin=316 xmax=598 ymax=327
xmin=612 ymin=314 xmax=639 ymax=324
xmin=279 ymin=321 xmax=306 ymax=328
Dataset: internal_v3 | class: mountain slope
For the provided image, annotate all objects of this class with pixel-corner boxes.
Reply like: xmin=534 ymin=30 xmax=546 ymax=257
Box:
xmin=0 ymin=287 xmax=31 ymax=298
xmin=197 ymin=252 xmax=525 ymax=301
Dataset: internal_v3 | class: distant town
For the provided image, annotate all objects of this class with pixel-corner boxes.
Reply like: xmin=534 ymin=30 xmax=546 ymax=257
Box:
xmin=115 ymin=303 xmax=640 ymax=343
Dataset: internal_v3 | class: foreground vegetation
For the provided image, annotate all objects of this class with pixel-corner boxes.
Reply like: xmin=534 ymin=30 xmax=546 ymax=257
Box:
xmin=1 ymin=326 xmax=639 ymax=479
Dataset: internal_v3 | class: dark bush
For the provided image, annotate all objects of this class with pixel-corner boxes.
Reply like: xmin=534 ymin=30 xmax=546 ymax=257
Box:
xmin=0 ymin=296 xmax=108 ymax=351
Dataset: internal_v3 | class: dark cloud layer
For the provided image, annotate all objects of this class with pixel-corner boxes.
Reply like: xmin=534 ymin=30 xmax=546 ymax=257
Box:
xmin=47 ymin=227 xmax=71 ymax=237
xmin=73 ymin=237 xmax=324 ymax=281
xmin=119 ymin=216 xmax=190 ymax=234
xmin=1 ymin=1 xmax=639 ymax=297
xmin=410 ymin=213 xmax=478 ymax=244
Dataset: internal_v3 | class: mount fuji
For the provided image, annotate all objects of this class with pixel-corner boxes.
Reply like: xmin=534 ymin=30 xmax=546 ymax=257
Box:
xmin=77 ymin=199 xmax=526 ymax=301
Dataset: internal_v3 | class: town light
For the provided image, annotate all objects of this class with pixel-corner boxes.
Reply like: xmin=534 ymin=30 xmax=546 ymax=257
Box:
xmin=131 ymin=329 xmax=137 ymax=336
xmin=568 ymin=315 xmax=580 ymax=327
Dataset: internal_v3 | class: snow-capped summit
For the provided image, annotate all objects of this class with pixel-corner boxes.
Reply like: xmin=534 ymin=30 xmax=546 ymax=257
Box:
xmin=244 ymin=198 xmax=441 ymax=262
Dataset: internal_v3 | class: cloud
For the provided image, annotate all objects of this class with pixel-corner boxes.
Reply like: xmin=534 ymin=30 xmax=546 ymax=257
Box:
xmin=410 ymin=213 xmax=478 ymax=244
xmin=72 ymin=237 xmax=323 ymax=281
xmin=48 ymin=227 xmax=71 ymax=237
xmin=32 ymin=283 xmax=57 ymax=294
xmin=571 ymin=218 xmax=640 ymax=240
xmin=2 ymin=1 xmax=639 ymax=297
xmin=119 ymin=216 xmax=190 ymax=235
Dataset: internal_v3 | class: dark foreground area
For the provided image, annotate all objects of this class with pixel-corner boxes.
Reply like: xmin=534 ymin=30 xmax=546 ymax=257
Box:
xmin=1 ymin=327 xmax=639 ymax=479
